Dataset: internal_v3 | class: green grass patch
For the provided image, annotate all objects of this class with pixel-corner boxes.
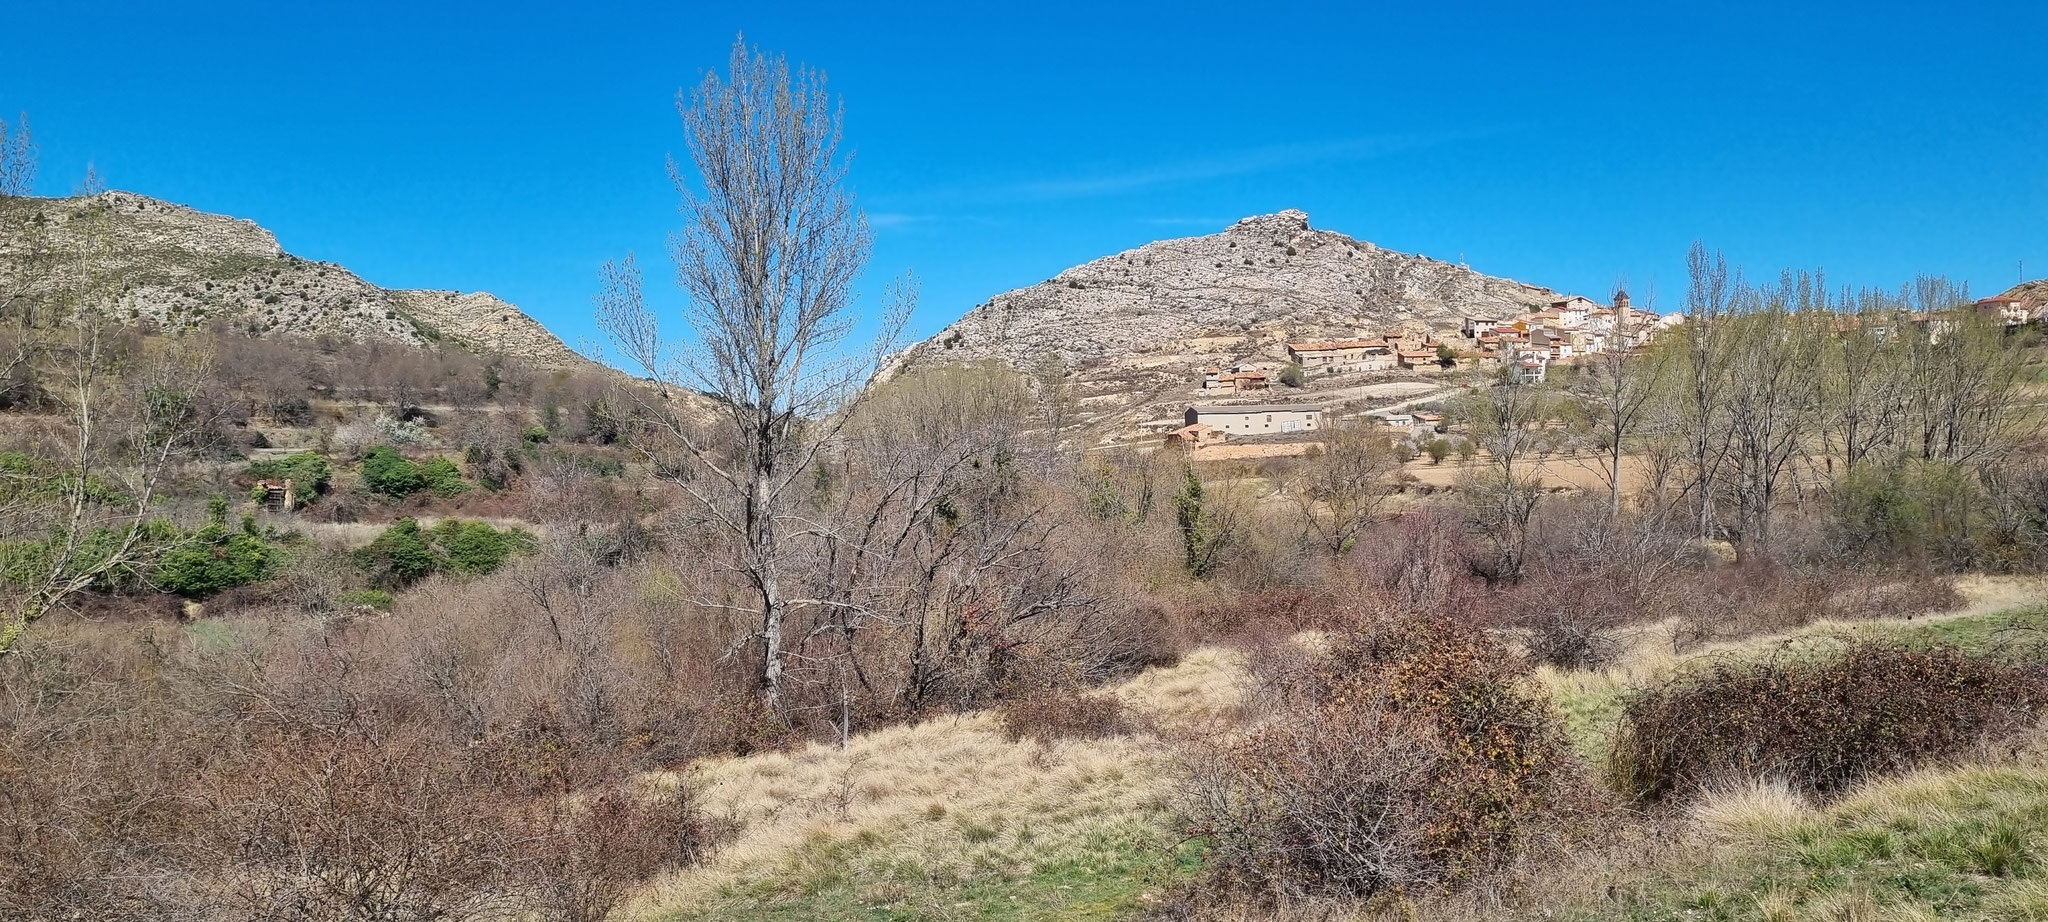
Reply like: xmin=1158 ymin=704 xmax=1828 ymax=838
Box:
xmin=1846 ymin=603 xmax=2048 ymax=655
xmin=662 ymin=809 xmax=1202 ymax=922
xmin=1570 ymin=749 xmax=2048 ymax=921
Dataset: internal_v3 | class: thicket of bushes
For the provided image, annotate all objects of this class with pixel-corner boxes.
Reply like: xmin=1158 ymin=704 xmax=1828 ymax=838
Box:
xmin=153 ymin=497 xmax=276 ymax=597
xmin=3 ymin=602 xmax=713 ymax=920
xmin=1610 ymin=640 xmax=2048 ymax=801
xmin=353 ymin=516 xmax=532 ymax=587
xmin=1178 ymin=612 xmax=1586 ymax=903
xmin=360 ymin=444 xmax=471 ymax=498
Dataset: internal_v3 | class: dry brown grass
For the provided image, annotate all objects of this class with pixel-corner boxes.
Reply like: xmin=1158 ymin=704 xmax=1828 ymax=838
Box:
xmin=628 ymin=648 xmax=1245 ymax=919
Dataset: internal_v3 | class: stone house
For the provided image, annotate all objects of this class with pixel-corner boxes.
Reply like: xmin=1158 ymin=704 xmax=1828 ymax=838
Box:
xmin=1285 ymin=339 xmax=1392 ymax=375
xmin=1185 ymin=404 xmax=1323 ymax=436
xmin=1163 ymin=422 xmax=1228 ymax=449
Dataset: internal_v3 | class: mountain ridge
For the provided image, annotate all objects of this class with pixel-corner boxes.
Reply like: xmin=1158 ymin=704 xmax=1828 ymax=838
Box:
xmin=0 ymin=190 xmax=593 ymax=371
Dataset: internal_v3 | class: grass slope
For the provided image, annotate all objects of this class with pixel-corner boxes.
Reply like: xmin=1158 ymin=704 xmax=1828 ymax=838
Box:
xmin=1587 ymin=758 xmax=2048 ymax=922
xmin=633 ymin=649 xmax=1242 ymax=922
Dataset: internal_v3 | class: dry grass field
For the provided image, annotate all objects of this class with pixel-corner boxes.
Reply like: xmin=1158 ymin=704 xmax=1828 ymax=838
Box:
xmin=627 ymin=576 xmax=2048 ymax=922
xmin=633 ymin=649 xmax=1246 ymax=921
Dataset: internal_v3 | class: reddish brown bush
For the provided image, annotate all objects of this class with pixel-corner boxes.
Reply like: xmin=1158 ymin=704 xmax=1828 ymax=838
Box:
xmin=1178 ymin=613 xmax=1584 ymax=903
xmin=1611 ymin=640 xmax=2047 ymax=801
xmin=996 ymin=684 xmax=1128 ymax=743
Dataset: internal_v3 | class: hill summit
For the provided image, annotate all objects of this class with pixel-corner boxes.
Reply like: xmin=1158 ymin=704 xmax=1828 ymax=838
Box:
xmin=0 ymin=191 xmax=590 ymax=370
xmin=907 ymin=210 xmax=1564 ymax=370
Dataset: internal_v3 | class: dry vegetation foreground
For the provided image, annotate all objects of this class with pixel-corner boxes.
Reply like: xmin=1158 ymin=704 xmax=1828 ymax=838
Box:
xmin=622 ymin=579 xmax=2048 ymax=922
xmin=633 ymin=649 xmax=1245 ymax=921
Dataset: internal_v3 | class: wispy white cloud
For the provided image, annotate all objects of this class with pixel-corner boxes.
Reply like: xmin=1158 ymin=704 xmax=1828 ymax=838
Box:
xmin=866 ymin=128 xmax=1502 ymax=223
xmin=866 ymin=211 xmax=933 ymax=229
xmin=968 ymin=130 xmax=1491 ymax=205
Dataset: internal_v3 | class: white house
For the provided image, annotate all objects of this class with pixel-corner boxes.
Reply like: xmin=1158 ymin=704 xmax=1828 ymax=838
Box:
xmin=1185 ymin=404 xmax=1323 ymax=435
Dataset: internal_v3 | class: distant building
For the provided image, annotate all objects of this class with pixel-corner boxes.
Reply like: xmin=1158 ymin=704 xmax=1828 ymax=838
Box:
xmin=1976 ymin=296 xmax=2034 ymax=327
xmin=1510 ymin=349 xmax=1549 ymax=384
xmin=1550 ymin=295 xmax=1598 ymax=327
xmin=1201 ymin=365 xmax=1270 ymax=393
xmin=1185 ymin=404 xmax=1323 ymax=435
xmin=1463 ymin=316 xmax=1506 ymax=338
xmin=1396 ymin=349 xmax=1439 ymax=370
xmin=1163 ymin=422 xmax=1228 ymax=449
xmin=1285 ymin=339 xmax=1393 ymax=374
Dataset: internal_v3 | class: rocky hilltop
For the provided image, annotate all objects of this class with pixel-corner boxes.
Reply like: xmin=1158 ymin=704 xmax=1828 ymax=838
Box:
xmin=2001 ymin=279 xmax=2048 ymax=311
xmin=896 ymin=210 xmax=1570 ymax=439
xmin=0 ymin=191 xmax=590 ymax=370
xmin=909 ymin=210 xmax=1563 ymax=370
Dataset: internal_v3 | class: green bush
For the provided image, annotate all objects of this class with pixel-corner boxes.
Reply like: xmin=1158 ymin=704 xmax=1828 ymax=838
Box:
xmin=360 ymin=445 xmax=423 ymax=498
xmin=420 ymin=457 xmax=470 ymax=498
xmin=353 ymin=517 xmax=533 ymax=587
xmin=153 ymin=497 xmax=276 ymax=597
xmin=1278 ymin=362 xmax=1305 ymax=388
xmin=522 ymin=426 xmax=550 ymax=445
xmin=338 ymin=588 xmax=393 ymax=610
xmin=431 ymin=519 xmax=527 ymax=575
xmin=353 ymin=517 xmax=437 ymax=585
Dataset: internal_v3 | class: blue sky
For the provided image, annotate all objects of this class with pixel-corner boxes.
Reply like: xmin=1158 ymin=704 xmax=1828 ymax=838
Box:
xmin=5 ymin=0 xmax=2044 ymax=357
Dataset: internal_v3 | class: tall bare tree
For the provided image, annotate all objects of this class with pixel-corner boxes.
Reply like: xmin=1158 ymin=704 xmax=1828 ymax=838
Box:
xmin=1821 ymin=287 xmax=1908 ymax=474
xmin=0 ymin=113 xmax=33 ymax=197
xmin=1896 ymin=277 xmax=2027 ymax=467
xmin=1567 ymin=290 xmax=1670 ymax=523
xmin=1675 ymin=242 xmax=1737 ymax=544
xmin=1281 ymin=424 xmax=1401 ymax=555
xmin=597 ymin=39 xmax=909 ymax=711
xmin=1461 ymin=360 xmax=1549 ymax=581
xmin=1719 ymin=273 xmax=1827 ymax=561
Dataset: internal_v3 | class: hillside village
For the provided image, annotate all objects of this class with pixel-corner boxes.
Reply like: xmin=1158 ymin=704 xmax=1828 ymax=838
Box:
xmin=1158 ymin=284 xmax=2048 ymax=463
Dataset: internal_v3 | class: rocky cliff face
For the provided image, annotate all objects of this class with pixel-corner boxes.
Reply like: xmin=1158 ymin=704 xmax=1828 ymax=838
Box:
xmin=0 ymin=191 xmax=590 ymax=369
xmin=908 ymin=210 xmax=1563 ymax=370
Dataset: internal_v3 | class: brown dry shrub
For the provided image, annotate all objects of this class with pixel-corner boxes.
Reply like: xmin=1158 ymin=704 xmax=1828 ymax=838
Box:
xmin=995 ymin=684 xmax=1128 ymax=743
xmin=1611 ymin=640 xmax=2047 ymax=801
xmin=1668 ymin=565 xmax=1960 ymax=651
xmin=1177 ymin=612 xmax=1587 ymax=904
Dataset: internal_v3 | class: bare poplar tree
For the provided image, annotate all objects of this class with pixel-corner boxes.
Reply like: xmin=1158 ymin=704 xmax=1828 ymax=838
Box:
xmin=1720 ymin=273 xmax=1827 ymax=561
xmin=0 ymin=113 xmax=33 ymax=197
xmin=1821 ymin=286 xmax=1908 ymax=473
xmin=1282 ymin=424 xmax=1401 ymax=555
xmin=1896 ymin=276 xmax=2028 ymax=467
xmin=1676 ymin=242 xmax=1736 ymax=543
xmin=0 ymin=114 xmax=49 ymax=395
xmin=597 ymin=39 xmax=909 ymax=711
xmin=1460 ymin=361 xmax=1549 ymax=581
xmin=1567 ymin=290 xmax=1669 ymax=523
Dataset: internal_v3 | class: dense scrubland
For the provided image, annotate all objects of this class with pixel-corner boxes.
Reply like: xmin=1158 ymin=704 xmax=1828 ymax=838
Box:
xmin=8 ymin=44 xmax=2048 ymax=922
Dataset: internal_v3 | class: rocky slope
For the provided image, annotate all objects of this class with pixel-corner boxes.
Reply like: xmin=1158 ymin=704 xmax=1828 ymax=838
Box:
xmin=896 ymin=210 xmax=1569 ymax=437
xmin=0 ymin=191 xmax=590 ymax=370
xmin=908 ymin=210 xmax=1563 ymax=370
xmin=2000 ymin=279 xmax=2048 ymax=311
